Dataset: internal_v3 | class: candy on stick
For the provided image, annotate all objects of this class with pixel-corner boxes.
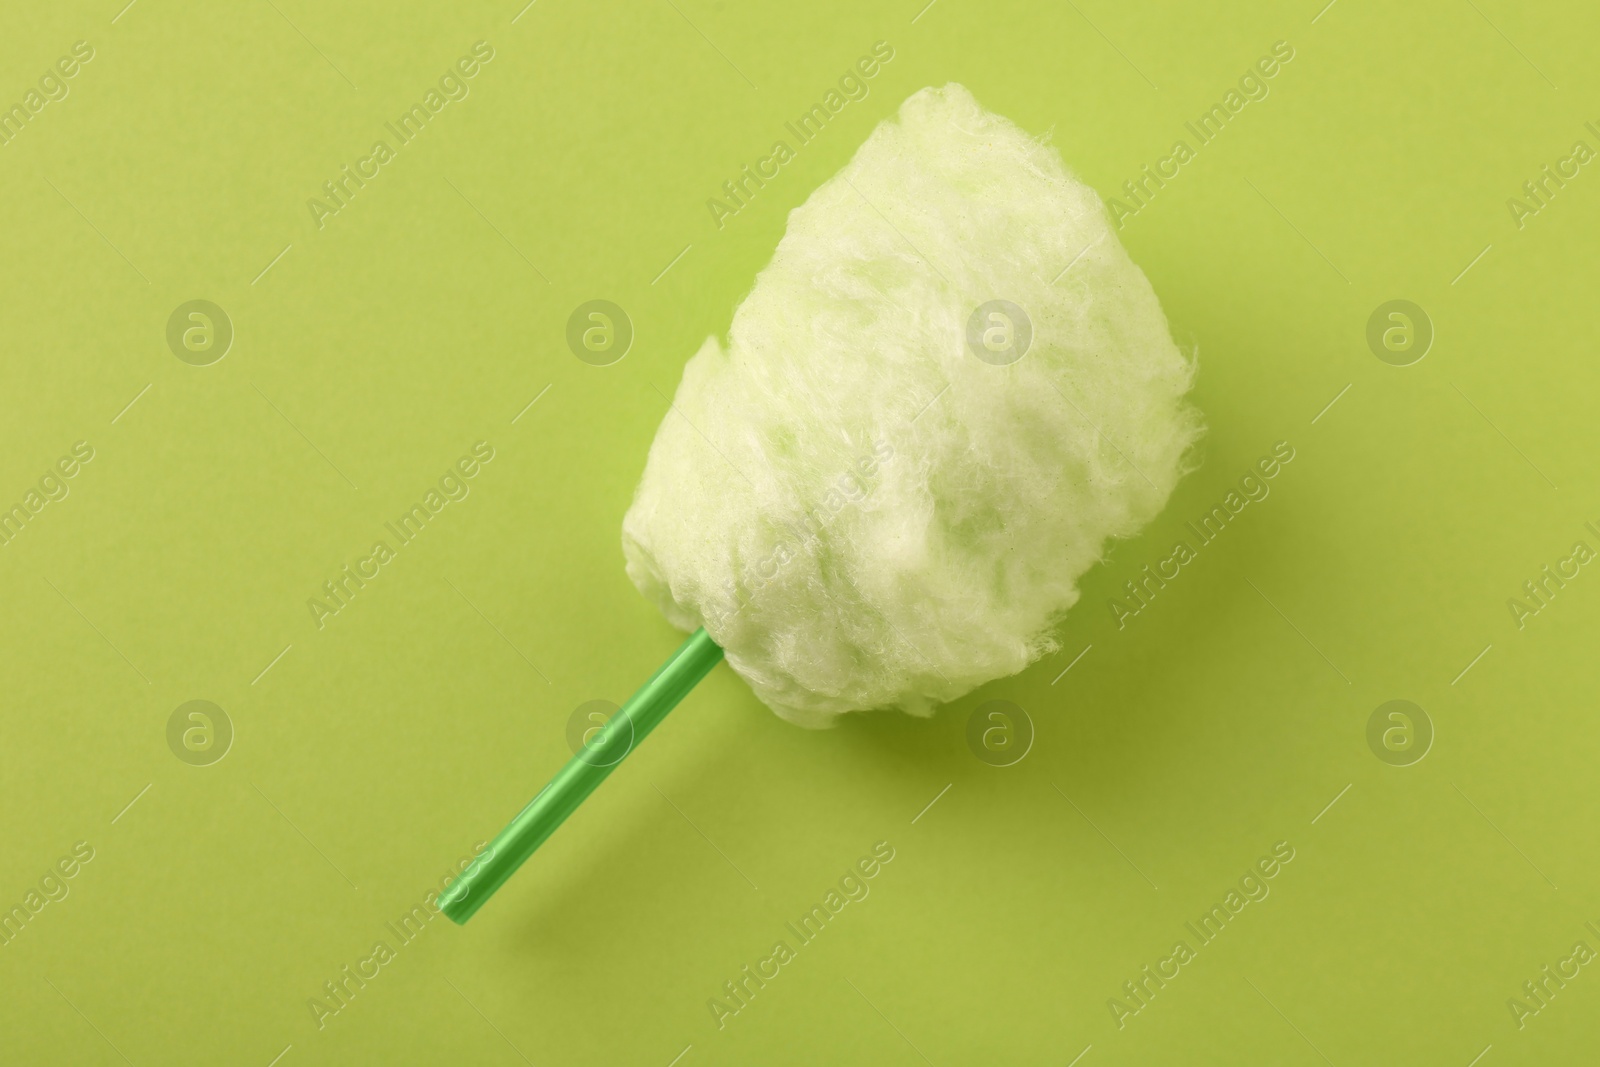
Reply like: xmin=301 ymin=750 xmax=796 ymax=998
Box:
xmin=440 ymin=84 xmax=1200 ymax=923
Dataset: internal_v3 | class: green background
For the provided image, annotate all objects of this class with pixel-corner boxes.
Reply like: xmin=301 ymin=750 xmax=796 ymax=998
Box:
xmin=2 ymin=0 xmax=1597 ymax=1063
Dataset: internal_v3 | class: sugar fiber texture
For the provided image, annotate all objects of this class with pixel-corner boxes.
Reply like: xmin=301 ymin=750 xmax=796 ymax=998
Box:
xmin=623 ymin=83 xmax=1201 ymax=726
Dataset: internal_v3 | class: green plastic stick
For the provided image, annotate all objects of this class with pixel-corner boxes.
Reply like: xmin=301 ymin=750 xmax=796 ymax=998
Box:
xmin=439 ymin=627 xmax=723 ymax=924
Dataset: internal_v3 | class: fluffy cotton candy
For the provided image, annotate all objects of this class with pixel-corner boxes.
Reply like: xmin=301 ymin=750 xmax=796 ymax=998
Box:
xmin=622 ymin=83 xmax=1201 ymax=726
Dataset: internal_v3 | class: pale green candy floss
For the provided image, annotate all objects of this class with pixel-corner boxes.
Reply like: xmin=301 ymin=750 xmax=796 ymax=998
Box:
xmin=622 ymin=83 xmax=1202 ymax=726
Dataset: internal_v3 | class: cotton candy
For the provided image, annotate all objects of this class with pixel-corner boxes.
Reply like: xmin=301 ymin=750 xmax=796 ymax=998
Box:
xmin=622 ymin=83 xmax=1201 ymax=726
